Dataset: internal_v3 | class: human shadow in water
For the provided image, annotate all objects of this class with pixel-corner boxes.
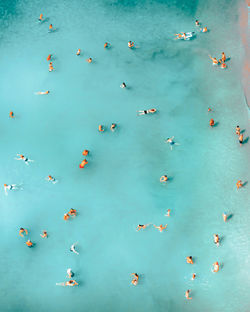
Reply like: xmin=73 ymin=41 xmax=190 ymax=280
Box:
xmin=227 ymin=214 xmax=234 ymax=221
xmin=242 ymin=137 xmax=249 ymax=144
xmin=240 ymin=129 xmax=245 ymax=134
xmin=242 ymin=181 xmax=248 ymax=187
xmin=213 ymin=122 xmax=219 ymax=127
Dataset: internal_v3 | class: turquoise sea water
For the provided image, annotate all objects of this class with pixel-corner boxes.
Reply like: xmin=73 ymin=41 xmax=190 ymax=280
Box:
xmin=0 ymin=0 xmax=249 ymax=311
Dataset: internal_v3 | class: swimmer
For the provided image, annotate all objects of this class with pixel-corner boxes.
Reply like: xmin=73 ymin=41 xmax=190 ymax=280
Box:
xmin=175 ymin=32 xmax=187 ymax=40
xmin=64 ymin=213 xmax=70 ymax=221
xmin=35 ymin=91 xmax=50 ymax=95
xmin=137 ymin=108 xmax=157 ymax=115
xmin=86 ymin=58 xmax=92 ymax=63
xmin=220 ymin=63 xmax=227 ymax=69
xmin=191 ymin=273 xmax=196 ymax=280
xmin=98 ymin=125 xmax=104 ymax=132
xmin=46 ymin=175 xmax=58 ymax=184
xmin=15 ymin=154 xmax=34 ymax=165
xmin=38 ymin=14 xmax=43 ymax=22
xmin=200 ymin=26 xmax=208 ymax=32
xmin=208 ymin=107 xmax=212 ymax=112
xmin=165 ymin=136 xmax=180 ymax=150
xmin=49 ymin=24 xmax=53 ymax=32
xmin=195 ymin=20 xmax=200 ymax=26
xmin=236 ymin=180 xmax=243 ymax=189
xmin=79 ymin=159 xmax=88 ymax=169
xmin=110 ymin=123 xmax=116 ymax=132
xmin=9 ymin=111 xmax=14 ymax=118
xmin=213 ymin=234 xmax=220 ymax=246
xmin=239 ymin=134 xmax=243 ymax=145
xmin=209 ymin=55 xmax=218 ymax=65
xmin=19 ymin=228 xmax=28 ymax=237
xmin=153 ymin=224 xmax=167 ymax=232
xmin=236 ymin=126 xmax=240 ymax=135
xmin=26 ymin=240 xmax=33 ymax=247
xmin=82 ymin=149 xmax=89 ymax=156
xmin=4 ymin=184 xmax=20 ymax=195
xmin=209 ymin=118 xmax=215 ymax=127
xmin=104 ymin=42 xmax=110 ymax=49
xmin=69 ymin=208 xmax=77 ymax=217
xmin=160 ymin=175 xmax=168 ymax=183
xmin=120 ymin=82 xmax=126 ymax=88
xmin=222 ymin=213 xmax=227 ymax=222
xmin=128 ymin=41 xmax=135 ymax=48
xmin=76 ymin=49 xmax=81 ymax=56
xmin=47 ymin=54 xmax=52 ymax=61
xmin=212 ymin=261 xmax=219 ymax=273
xmin=67 ymin=268 xmax=74 ymax=278
xmin=70 ymin=243 xmax=79 ymax=255
xmin=40 ymin=231 xmax=48 ymax=238
xmin=131 ymin=273 xmax=139 ymax=285
xmin=136 ymin=224 xmax=149 ymax=231
xmin=65 ymin=280 xmax=78 ymax=286
xmin=186 ymin=256 xmax=194 ymax=264
xmin=164 ymin=209 xmax=170 ymax=217
xmin=185 ymin=290 xmax=192 ymax=300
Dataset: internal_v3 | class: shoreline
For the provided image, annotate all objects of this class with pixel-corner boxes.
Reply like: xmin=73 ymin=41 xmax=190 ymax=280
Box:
xmin=239 ymin=0 xmax=249 ymax=109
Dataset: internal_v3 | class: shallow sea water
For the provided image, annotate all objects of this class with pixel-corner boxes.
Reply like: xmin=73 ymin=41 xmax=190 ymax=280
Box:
xmin=0 ymin=0 xmax=249 ymax=311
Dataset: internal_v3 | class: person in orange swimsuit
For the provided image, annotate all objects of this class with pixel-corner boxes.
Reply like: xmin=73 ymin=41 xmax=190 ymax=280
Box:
xmin=47 ymin=54 xmax=52 ymax=61
xmin=69 ymin=208 xmax=77 ymax=217
xmin=19 ymin=228 xmax=28 ymax=237
xmin=40 ymin=231 xmax=48 ymax=238
xmin=153 ymin=224 xmax=167 ymax=232
xmin=209 ymin=118 xmax=215 ymax=127
xmin=38 ymin=14 xmax=43 ymax=22
xmin=98 ymin=125 xmax=104 ymax=132
xmin=185 ymin=290 xmax=192 ymax=300
xmin=49 ymin=24 xmax=53 ymax=32
xmin=236 ymin=180 xmax=243 ymax=189
xmin=186 ymin=256 xmax=194 ymax=264
xmin=9 ymin=111 xmax=14 ymax=118
xmin=104 ymin=42 xmax=110 ymax=49
xmin=128 ymin=41 xmax=135 ymax=48
xmin=209 ymin=55 xmax=218 ymax=65
xmin=239 ymin=133 xmax=243 ymax=145
xmin=212 ymin=261 xmax=219 ymax=272
xmin=82 ymin=149 xmax=89 ymax=156
xmin=64 ymin=213 xmax=70 ymax=221
xmin=26 ymin=240 xmax=33 ymax=247
xmin=76 ymin=49 xmax=81 ymax=56
xmin=131 ymin=273 xmax=139 ymax=285
xmin=200 ymin=26 xmax=207 ymax=32
xmin=86 ymin=58 xmax=92 ymax=63
xmin=160 ymin=175 xmax=168 ymax=183
xmin=208 ymin=107 xmax=212 ymax=112
xmin=79 ymin=159 xmax=88 ymax=168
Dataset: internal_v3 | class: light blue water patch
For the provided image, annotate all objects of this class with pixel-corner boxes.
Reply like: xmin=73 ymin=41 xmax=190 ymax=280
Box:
xmin=0 ymin=0 xmax=249 ymax=312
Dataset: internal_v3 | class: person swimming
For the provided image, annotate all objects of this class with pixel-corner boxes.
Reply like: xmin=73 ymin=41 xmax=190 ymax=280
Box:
xmin=35 ymin=91 xmax=50 ymax=95
xmin=222 ymin=212 xmax=227 ymax=222
xmin=40 ymin=231 xmax=48 ymax=238
xmin=186 ymin=256 xmax=194 ymax=264
xmin=70 ymin=243 xmax=79 ymax=255
xmin=66 ymin=268 xmax=74 ymax=278
xmin=4 ymin=183 xmax=20 ymax=195
xmin=236 ymin=180 xmax=243 ymax=189
xmin=9 ymin=111 xmax=14 ymax=118
xmin=38 ymin=14 xmax=43 ymax=22
xmin=82 ymin=149 xmax=89 ymax=156
xmin=104 ymin=42 xmax=110 ymax=49
xmin=49 ymin=62 xmax=54 ymax=72
xmin=185 ymin=290 xmax=192 ymax=300
xmin=200 ymin=26 xmax=207 ymax=32
xmin=153 ymin=224 xmax=167 ymax=232
xmin=15 ymin=154 xmax=34 ymax=165
xmin=235 ymin=126 xmax=240 ymax=135
xmin=164 ymin=209 xmax=170 ymax=217
xmin=136 ymin=224 xmax=150 ymax=231
xmin=46 ymin=175 xmax=58 ymax=184
xmin=160 ymin=175 xmax=168 ymax=183
xmin=98 ymin=125 xmax=104 ymax=132
xmin=238 ymin=134 xmax=243 ymax=145
xmin=19 ymin=228 xmax=28 ymax=237
xmin=208 ymin=107 xmax=212 ymax=112
xmin=65 ymin=280 xmax=78 ymax=286
xmin=86 ymin=58 xmax=92 ymax=63
xmin=165 ymin=136 xmax=180 ymax=150
xmin=209 ymin=55 xmax=218 ymax=65
xmin=128 ymin=41 xmax=135 ymax=48
xmin=76 ymin=49 xmax=81 ymax=56
xmin=120 ymin=82 xmax=126 ymax=88
xmin=64 ymin=213 xmax=70 ymax=221
xmin=213 ymin=234 xmax=220 ymax=246
xmin=47 ymin=54 xmax=52 ymax=61
xmin=137 ymin=108 xmax=156 ymax=115
xmin=69 ymin=208 xmax=77 ymax=216
xmin=191 ymin=273 xmax=196 ymax=280
xmin=48 ymin=24 xmax=53 ymax=32
xmin=131 ymin=273 xmax=139 ymax=285
xmin=110 ymin=123 xmax=116 ymax=132
xmin=195 ymin=20 xmax=200 ymax=26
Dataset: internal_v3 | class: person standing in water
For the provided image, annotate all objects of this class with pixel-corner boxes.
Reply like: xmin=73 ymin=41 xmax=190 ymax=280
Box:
xmin=212 ymin=262 xmax=219 ymax=272
xmin=153 ymin=224 xmax=167 ymax=232
xmin=38 ymin=14 xmax=43 ymax=22
xmin=110 ymin=123 xmax=117 ymax=132
xmin=9 ymin=111 xmax=14 ymax=118
xmin=213 ymin=234 xmax=220 ymax=246
xmin=186 ymin=256 xmax=194 ymax=264
xmin=26 ymin=240 xmax=33 ymax=247
xmin=185 ymin=290 xmax=192 ymax=300
xmin=40 ymin=231 xmax=48 ymax=238
xmin=235 ymin=126 xmax=240 ymax=135
xmin=76 ymin=49 xmax=81 ymax=56
xmin=120 ymin=82 xmax=126 ymax=88
xmin=209 ymin=55 xmax=218 ymax=65
xmin=160 ymin=175 xmax=168 ymax=183
xmin=165 ymin=209 xmax=170 ymax=217
xmin=238 ymin=133 xmax=243 ymax=145
xmin=222 ymin=213 xmax=227 ymax=222
xmin=191 ymin=273 xmax=196 ymax=280
xmin=66 ymin=268 xmax=74 ymax=278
